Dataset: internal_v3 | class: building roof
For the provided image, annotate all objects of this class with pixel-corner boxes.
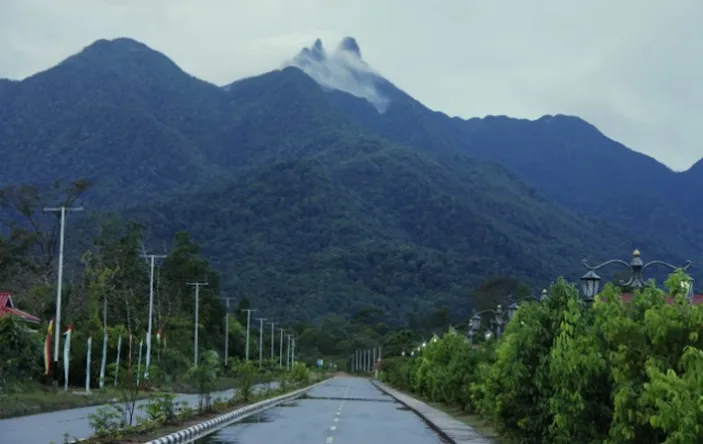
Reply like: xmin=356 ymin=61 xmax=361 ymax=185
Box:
xmin=0 ymin=292 xmax=40 ymax=323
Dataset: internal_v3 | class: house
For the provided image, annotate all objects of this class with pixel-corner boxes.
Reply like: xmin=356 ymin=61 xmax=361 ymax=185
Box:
xmin=0 ymin=292 xmax=40 ymax=323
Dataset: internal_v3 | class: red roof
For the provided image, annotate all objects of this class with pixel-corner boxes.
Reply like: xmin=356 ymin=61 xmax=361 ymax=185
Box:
xmin=618 ymin=293 xmax=703 ymax=305
xmin=0 ymin=292 xmax=40 ymax=323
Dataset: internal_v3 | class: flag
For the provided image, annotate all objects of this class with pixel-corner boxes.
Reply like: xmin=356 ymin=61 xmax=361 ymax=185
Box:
xmin=128 ymin=331 xmax=133 ymax=369
xmin=85 ymin=336 xmax=92 ymax=393
xmin=44 ymin=319 xmax=54 ymax=375
xmin=63 ymin=324 xmax=72 ymax=391
xmin=99 ymin=327 xmax=108 ymax=389
xmin=114 ymin=335 xmax=122 ymax=387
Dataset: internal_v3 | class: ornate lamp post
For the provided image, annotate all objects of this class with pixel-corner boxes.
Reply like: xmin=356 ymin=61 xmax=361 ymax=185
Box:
xmin=507 ymin=289 xmax=548 ymax=320
xmin=468 ymin=304 xmax=505 ymax=343
xmin=581 ymin=249 xmax=692 ymax=303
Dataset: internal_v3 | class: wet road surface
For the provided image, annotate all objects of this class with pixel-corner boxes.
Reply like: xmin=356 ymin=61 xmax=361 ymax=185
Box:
xmin=197 ymin=377 xmax=447 ymax=444
xmin=0 ymin=382 xmax=277 ymax=444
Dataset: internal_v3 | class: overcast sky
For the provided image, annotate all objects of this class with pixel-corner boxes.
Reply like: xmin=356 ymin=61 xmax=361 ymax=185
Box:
xmin=1 ymin=0 xmax=701 ymax=171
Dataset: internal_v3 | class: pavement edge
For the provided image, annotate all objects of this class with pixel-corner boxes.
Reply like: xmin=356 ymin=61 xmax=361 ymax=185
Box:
xmin=144 ymin=378 xmax=331 ymax=444
xmin=371 ymin=378 xmax=460 ymax=444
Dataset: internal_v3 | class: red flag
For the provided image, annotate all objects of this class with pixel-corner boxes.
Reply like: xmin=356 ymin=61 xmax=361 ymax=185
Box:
xmin=44 ymin=319 xmax=54 ymax=375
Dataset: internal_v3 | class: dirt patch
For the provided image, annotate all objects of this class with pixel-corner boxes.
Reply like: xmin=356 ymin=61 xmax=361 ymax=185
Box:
xmin=331 ymin=371 xmax=349 ymax=377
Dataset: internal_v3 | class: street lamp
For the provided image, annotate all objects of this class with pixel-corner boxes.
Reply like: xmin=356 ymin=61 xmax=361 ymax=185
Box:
xmin=581 ymin=249 xmax=692 ymax=302
xmin=506 ymin=289 xmax=548 ymax=320
xmin=468 ymin=304 xmax=505 ymax=341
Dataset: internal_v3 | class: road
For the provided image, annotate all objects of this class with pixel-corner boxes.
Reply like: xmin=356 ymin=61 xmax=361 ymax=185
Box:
xmin=0 ymin=383 xmax=277 ymax=444
xmin=197 ymin=376 xmax=447 ymax=444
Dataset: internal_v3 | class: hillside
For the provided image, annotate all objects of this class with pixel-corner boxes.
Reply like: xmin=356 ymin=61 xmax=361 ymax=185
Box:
xmin=122 ymin=142 xmax=674 ymax=323
xmin=0 ymin=36 xmax=697 ymax=322
xmin=293 ymin=38 xmax=703 ymax=262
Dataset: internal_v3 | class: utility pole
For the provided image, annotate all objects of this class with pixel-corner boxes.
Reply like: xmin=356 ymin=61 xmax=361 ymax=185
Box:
xmin=187 ymin=282 xmax=208 ymax=366
xmin=291 ymin=337 xmax=296 ymax=366
xmin=286 ymin=334 xmax=292 ymax=370
xmin=278 ymin=328 xmax=284 ymax=368
xmin=223 ymin=297 xmax=236 ymax=370
xmin=242 ymin=308 xmax=257 ymax=361
xmin=269 ymin=321 xmax=275 ymax=361
xmin=256 ymin=317 xmax=266 ymax=368
xmin=44 ymin=205 xmax=83 ymax=385
xmin=142 ymin=253 xmax=166 ymax=380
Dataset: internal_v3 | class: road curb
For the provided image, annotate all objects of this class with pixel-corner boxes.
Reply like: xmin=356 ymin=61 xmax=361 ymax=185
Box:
xmin=371 ymin=379 xmax=493 ymax=444
xmin=144 ymin=378 xmax=329 ymax=444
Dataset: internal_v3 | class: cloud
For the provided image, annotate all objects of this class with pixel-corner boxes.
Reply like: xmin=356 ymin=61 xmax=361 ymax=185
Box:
xmin=1 ymin=0 xmax=702 ymax=170
xmin=283 ymin=37 xmax=390 ymax=113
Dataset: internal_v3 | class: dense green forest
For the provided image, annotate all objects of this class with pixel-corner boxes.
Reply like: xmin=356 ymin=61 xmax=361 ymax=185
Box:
xmin=0 ymin=180 xmax=468 ymax=378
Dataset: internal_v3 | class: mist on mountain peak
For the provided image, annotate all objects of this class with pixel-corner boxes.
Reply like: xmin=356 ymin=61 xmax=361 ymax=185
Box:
xmin=284 ymin=37 xmax=389 ymax=113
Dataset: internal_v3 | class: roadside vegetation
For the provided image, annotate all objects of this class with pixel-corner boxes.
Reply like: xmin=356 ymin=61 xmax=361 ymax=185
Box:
xmin=380 ymin=272 xmax=703 ymax=444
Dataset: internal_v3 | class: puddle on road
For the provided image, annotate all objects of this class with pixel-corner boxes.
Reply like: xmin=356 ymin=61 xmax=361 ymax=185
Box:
xmin=195 ymin=403 xmax=292 ymax=443
xmin=278 ymin=401 xmax=299 ymax=407
xmin=236 ymin=410 xmax=275 ymax=424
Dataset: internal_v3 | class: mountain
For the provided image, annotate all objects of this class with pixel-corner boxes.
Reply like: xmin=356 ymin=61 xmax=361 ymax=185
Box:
xmin=123 ymin=145 xmax=672 ymax=322
xmin=285 ymin=38 xmax=703 ymax=262
xmin=0 ymin=37 xmax=696 ymax=321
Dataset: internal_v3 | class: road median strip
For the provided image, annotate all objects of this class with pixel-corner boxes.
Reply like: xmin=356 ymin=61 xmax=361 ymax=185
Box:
xmin=144 ymin=378 xmax=328 ymax=444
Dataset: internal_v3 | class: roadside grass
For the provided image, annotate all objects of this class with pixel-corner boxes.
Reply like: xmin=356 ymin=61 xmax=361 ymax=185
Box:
xmin=0 ymin=383 xmax=148 ymax=419
xmin=79 ymin=375 xmax=327 ymax=444
xmin=0 ymin=376 xmax=257 ymax=419
xmin=424 ymin=401 xmax=510 ymax=443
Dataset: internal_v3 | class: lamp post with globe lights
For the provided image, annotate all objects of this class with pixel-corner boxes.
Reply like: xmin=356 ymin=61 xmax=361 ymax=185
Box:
xmin=580 ymin=249 xmax=693 ymax=303
xmin=468 ymin=304 xmax=505 ymax=344
xmin=506 ymin=289 xmax=548 ymax=321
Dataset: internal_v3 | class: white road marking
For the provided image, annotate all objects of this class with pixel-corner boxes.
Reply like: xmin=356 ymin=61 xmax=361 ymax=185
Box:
xmin=327 ymin=383 xmax=350 ymax=442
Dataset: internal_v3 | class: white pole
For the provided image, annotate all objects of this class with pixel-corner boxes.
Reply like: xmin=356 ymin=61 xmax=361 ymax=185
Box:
xmin=44 ymin=205 xmax=83 ymax=385
xmin=286 ymin=334 xmax=291 ymax=370
xmin=224 ymin=299 xmax=230 ymax=368
xmin=269 ymin=321 xmax=275 ymax=361
xmin=85 ymin=336 xmax=92 ymax=393
xmin=114 ymin=336 xmax=122 ymax=387
xmin=243 ymin=308 xmax=257 ymax=361
xmin=279 ymin=328 xmax=284 ymax=368
xmin=144 ymin=254 xmax=165 ymax=379
xmin=187 ymin=282 xmax=208 ymax=367
xmin=146 ymin=255 xmax=155 ymax=377
xmin=256 ymin=317 xmax=266 ymax=368
xmin=136 ymin=340 xmax=143 ymax=387
xmin=291 ymin=338 xmax=296 ymax=366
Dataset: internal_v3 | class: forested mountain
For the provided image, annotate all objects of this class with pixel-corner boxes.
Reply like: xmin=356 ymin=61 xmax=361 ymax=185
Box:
xmin=301 ymin=38 xmax=703 ymax=261
xmin=0 ymin=37 xmax=697 ymax=322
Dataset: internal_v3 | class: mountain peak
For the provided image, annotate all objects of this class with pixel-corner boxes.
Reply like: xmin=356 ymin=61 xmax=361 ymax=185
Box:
xmin=337 ymin=37 xmax=361 ymax=58
xmin=285 ymin=37 xmax=389 ymax=113
xmin=50 ymin=37 xmax=186 ymax=82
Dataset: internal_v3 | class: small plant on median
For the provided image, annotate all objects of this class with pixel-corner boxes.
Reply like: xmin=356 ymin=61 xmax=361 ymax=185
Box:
xmin=88 ymin=363 xmax=142 ymax=437
xmin=290 ymin=362 xmax=311 ymax=386
xmin=185 ymin=349 xmax=220 ymax=413
xmin=139 ymin=391 xmax=178 ymax=425
xmin=235 ymin=360 xmax=257 ymax=402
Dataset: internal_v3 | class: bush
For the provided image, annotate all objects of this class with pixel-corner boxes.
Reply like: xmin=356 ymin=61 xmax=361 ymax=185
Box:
xmin=380 ymin=271 xmax=703 ymax=444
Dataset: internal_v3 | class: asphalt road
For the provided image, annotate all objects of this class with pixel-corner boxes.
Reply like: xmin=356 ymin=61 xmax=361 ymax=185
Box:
xmin=0 ymin=382 xmax=277 ymax=444
xmin=197 ymin=376 xmax=447 ymax=444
